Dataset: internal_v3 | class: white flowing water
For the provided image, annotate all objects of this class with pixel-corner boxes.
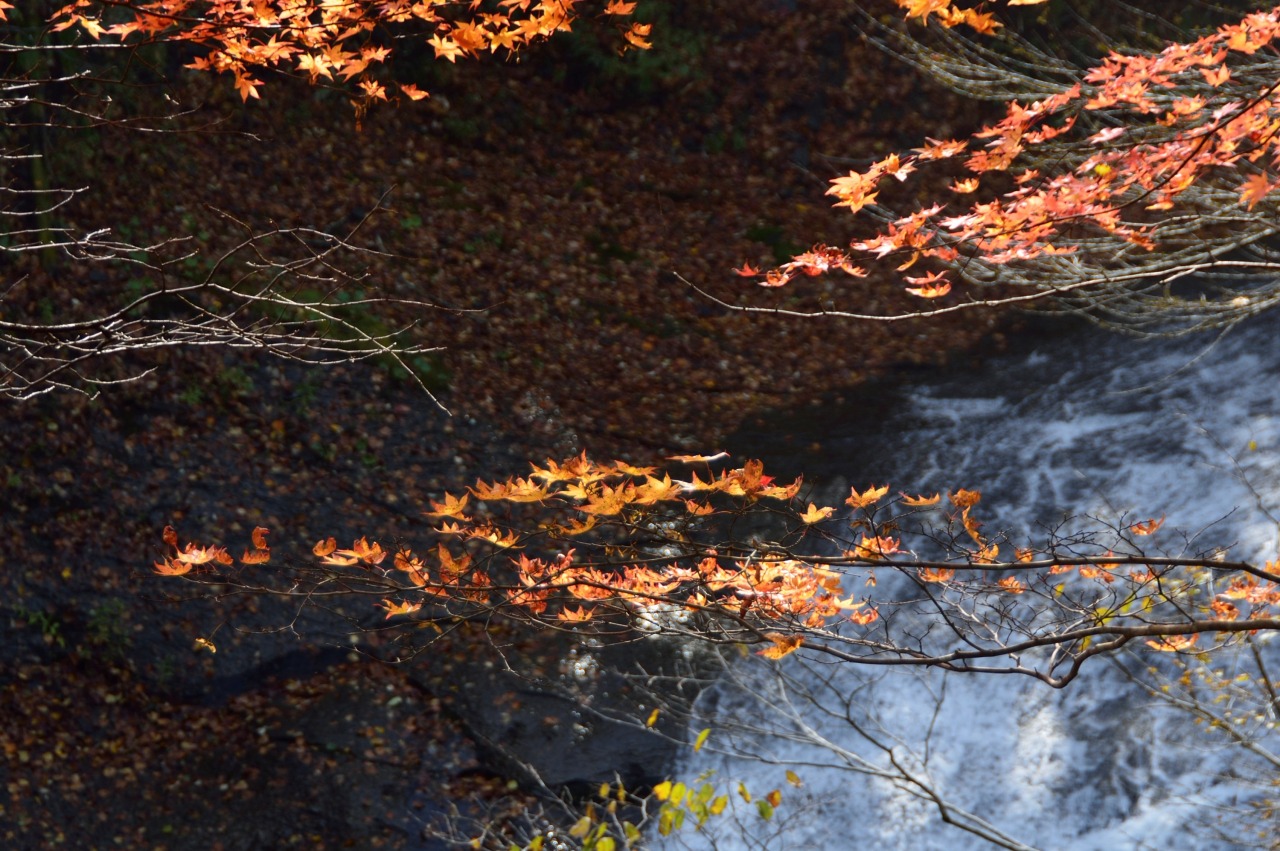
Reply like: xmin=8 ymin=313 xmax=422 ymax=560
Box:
xmin=659 ymin=319 xmax=1280 ymax=850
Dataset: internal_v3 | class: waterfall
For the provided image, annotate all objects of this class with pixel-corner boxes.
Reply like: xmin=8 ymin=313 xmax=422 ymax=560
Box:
xmin=658 ymin=319 xmax=1280 ymax=850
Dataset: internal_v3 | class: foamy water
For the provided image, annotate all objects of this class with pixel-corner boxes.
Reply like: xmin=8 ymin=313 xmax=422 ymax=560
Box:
xmin=660 ymin=320 xmax=1280 ymax=850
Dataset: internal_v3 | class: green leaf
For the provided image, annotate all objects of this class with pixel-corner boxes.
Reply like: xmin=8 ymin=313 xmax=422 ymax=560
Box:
xmin=596 ymin=837 xmax=616 ymax=851
xmin=756 ymin=800 xmax=774 ymax=821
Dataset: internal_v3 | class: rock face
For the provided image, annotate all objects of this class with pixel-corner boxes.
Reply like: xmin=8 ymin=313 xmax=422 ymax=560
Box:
xmin=439 ymin=628 xmax=714 ymax=795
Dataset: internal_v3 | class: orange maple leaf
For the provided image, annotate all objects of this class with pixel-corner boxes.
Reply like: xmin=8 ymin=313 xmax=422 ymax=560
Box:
xmin=436 ymin=543 xmax=472 ymax=582
xmin=426 ymin=491 xmax=470 ymax=518
xmin=849 ymin=606 xmax=880 ymax=626
xmin=609 ymin=459 xmax=657 ymax=476
xmin=337 ymin=537 xmax=386 ymax=564
xmin=798 ymin=503 xmax=835 ymax=524
xmin=623 ymin=22 xmax=652 ymax=50
xmin=1240 ymin=172 xmax=1275 ymax=211
xmin=380 ymin=599 xmax=423 ymax=619
xmin=234 ymin=74 xmax=262 ymax=102
xmin=399 ymin=83 xmax=430 ymax=101
xmin=848 ymin=535 xmax=901 ymax=560
xmin=919 ymin=566 xmax=956 ymax=583
xmin=428 ymin=34 xmax=463 ymax=62
xmin=556 ymin=605 xmax=594 ymax=623
xmin=1128 ymin=516 xmax=1165 ymax=536
xmin=846 ymin=484 xmax=889 ymax=510
xmin=913 ymin=137 xmax=967 ymax=160
xmin=1201 ymin=64 xmax=1231 ymax=86
xmin=153 ymin=558 xmax=192 ymax=576
xmin=313 ymin=537 xmax=338 ymax=557
xmin=1146 ymin=634 xmax=1198 ymax=652
xmin=604 ymin=0 xmax=637 ymax=14
xmin=395 ymin=550 xmax=430 ymax=586
xmin=997 ymin=576 xmax=1025 ymax=594
xmin=1211 ymin=599 xmax=1240 ymax=621
xmin=899 ymin=492 xmax=941 ymax=506
xmin=972 ymin=542 xmax=999 ymax=563
xmin=757 ymin=633 xmax=804 ymax=659
xmin=668 ymin=451 xmax=729 ymax=464
xmin=904 ymin=271 xmax=952 ymax=299
xmin=468 ymin=524 xmax=520 ymax=548
xmin=176 ymin=544 xmax=233 ymax=566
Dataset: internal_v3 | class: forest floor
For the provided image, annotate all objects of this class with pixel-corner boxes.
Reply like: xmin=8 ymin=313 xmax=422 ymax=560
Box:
xmin=1 ymin=2 xmax=1025 ymax=848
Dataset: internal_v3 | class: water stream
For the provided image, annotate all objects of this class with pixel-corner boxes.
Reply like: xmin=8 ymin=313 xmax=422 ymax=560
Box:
xmin=659 ymin=317 xmax=1280 ymax=850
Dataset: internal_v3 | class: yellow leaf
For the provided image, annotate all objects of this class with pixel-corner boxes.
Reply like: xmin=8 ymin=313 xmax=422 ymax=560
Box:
xmin=693 ymin=728 xmax=711 ymax=752
xmin=646 ymin=708 xmax=660 ymax=728
xmin=193 ymin=637 xmax=217 ymax=653
xmin=568 ymin=816 xmax=592 ymax=839
xmin=785 ymin=770 xmax=803 ymax=787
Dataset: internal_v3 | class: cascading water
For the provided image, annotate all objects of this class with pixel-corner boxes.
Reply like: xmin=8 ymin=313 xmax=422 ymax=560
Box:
xmin=657 ymin=318 xmax=1280 ymax=850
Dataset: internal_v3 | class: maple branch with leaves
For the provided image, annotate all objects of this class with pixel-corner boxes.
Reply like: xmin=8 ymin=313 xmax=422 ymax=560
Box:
xmin=721 ymin=1 xmax=1280 ymax=336
xmin=153 ymin=452 xmax=1280 ymax=689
